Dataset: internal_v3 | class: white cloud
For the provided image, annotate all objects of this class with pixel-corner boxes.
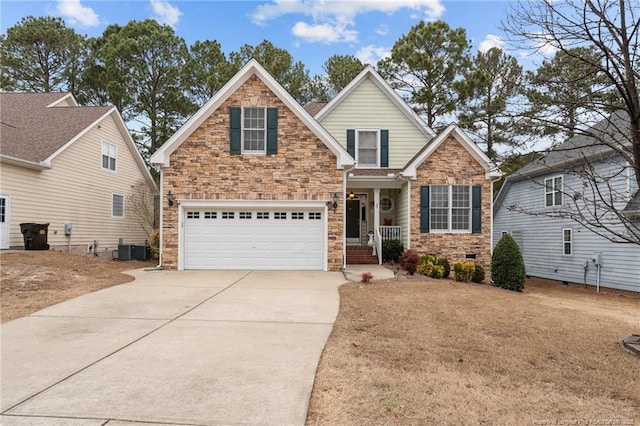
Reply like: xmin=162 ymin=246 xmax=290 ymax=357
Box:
xmin=292 ymin=22 xmax=357 ymax=43
xmin=56 ymin=0 xmax=99 ymax=27
xmin=535 ymin=33 xmax=560 ymax=56
xmin=356 ymin=45 xmax=391 ymax=66
xmin=375 ymin=24 xmax=389 ymax=36
xmin=251 ymin=0 xmax=445 ymax=44
xmin=478 ymin=34 xmax=505 ymax=53
xmin=150 ymin=0 xmax=182 ymax=27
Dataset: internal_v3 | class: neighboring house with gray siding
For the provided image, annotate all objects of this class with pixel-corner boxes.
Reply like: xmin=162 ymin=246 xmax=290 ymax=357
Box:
xmin=494 ymin=113 xmax=640 ymax=293
xmin=0 ymin=92 xmax=157 ymax=255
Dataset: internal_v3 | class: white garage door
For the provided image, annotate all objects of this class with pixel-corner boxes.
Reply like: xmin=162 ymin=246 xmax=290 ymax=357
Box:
xmin=183 ymin=207 xmax=325 ymax=270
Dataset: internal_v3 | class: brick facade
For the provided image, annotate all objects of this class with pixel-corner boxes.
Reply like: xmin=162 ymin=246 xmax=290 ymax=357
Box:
xmin=410 ymin=136 xmax=493 ymax=277
xmin=161 ymin=75 xmax=344 ymax=270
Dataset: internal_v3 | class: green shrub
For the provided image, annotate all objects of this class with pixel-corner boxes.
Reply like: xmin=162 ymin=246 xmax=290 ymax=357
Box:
xmin=431 ymin=264 xmax=445 ymax=279
xmin=401 ymin=249 xmax=420 ymax=275
xmin=440 ymin=258 xmax=451 ymax=278
xmin=416 ymin=260 xmax=433 ymax=276
xmin=472 ymin=263 xmax=485 ymax=283
xmin=491 ymin=234 xmax=526 ymax=291
xmin=382 ymin=239 xmax=404 ymax=262
xmin=453 ymin=261 xmax=475 ymax=282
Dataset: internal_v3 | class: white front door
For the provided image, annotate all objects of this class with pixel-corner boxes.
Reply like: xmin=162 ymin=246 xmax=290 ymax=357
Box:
xmin=182 ymin=206 xmax=326 ymax=270
xmin=0 ymin=195 xmax=10 ymax=249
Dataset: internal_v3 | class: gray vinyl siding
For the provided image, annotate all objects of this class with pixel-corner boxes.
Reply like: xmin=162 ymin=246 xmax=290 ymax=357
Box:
xmin=494 ymin=155 xmax=640 ymax=292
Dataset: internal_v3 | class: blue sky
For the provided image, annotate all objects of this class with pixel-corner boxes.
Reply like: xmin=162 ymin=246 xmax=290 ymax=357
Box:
xmin=1 ymin=0 xmax=548 ymax=76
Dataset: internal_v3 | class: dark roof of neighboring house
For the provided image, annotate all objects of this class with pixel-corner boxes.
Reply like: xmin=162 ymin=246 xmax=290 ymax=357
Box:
xmin=509 ymin=110 xmax=632 ymax=181
xmin=303 ymin=101 xmax=328 ymax=117
xmin=624 ymin=190 xmax=640 ymax=213
xmin=494 ymin=111 xmax=633 ymax=213
xmin=0 ymin=92 xmax=112 ymax=164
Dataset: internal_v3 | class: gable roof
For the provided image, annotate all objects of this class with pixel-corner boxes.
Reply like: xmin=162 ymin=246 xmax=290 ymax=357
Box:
xmin=314 ymin=66 xmax=436 ymax=140
xmin=402 ymin=124 xmax=502 ymax=180
xmin=0 ymin=92 xmax=156 ymax=191
xmin=0 ymin=92 xmax=111 ymax=165
xmin=150 ymin=59 xmax=354 ymax=168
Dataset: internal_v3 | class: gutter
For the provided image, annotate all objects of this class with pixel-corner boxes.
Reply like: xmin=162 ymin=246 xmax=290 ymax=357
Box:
xmin=0 ymin=155 xmax=51 ymax=170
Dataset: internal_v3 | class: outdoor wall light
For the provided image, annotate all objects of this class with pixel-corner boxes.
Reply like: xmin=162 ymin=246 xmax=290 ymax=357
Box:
xmin=348 ymin=191 xmax=355 ymax=199
xmin=167 ymin=190 xmax=175 ymax=207
xmin=332 ymin=193 xmax=339 ymax=210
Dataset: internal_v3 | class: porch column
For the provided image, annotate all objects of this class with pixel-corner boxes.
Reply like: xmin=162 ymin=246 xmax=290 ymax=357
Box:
xmin=373 ymin=188 xmax=380 ymax=236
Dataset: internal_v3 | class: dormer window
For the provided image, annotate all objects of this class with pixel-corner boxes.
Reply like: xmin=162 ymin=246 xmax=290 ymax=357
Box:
xmin=356 ymin=130 xmax=379 ymax=167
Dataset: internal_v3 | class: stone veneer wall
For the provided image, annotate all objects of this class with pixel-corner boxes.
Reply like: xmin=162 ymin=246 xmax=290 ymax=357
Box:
xmin=410 ymin=137 xmax=493 ymax=278
xmin=162 ymin=75 xmax=344 ymax=270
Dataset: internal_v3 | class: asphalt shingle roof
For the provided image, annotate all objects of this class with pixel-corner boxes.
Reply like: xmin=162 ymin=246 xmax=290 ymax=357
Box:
xmin=509 ymin=111 xmax=632 ymax=181
xmin=0 ymin=92 xmax=112 ymax=164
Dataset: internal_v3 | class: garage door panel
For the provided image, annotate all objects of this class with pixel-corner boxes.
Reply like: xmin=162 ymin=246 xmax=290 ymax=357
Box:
xmin=183 ymin=207 xmax=324 ymax=270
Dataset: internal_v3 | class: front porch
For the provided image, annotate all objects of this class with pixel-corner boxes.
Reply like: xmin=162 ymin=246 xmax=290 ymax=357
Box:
xmin=345 ymin=170 xmax=409 ymax=264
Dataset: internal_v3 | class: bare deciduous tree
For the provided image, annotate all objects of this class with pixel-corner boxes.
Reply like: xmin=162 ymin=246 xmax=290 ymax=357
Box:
xmin=126 ymin=179 xmax=157 ymax=239
xmin=502 ymin=0 xmax=640 ymax=244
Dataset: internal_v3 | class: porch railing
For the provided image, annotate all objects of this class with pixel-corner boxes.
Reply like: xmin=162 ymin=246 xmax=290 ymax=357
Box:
xmin=378 ymin=226 xmax=401 ymax=242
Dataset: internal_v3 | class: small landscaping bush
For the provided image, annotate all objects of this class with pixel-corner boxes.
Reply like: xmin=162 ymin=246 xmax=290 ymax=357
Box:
xmin=472 ymin=263 xmax=485 ymax=283
xmin=416 ymin=254 xmax=449 ymax=279
xmin=491 ymin=234 xmax=526 ymax=291
xmin=361 ymin=272 xmax=373 ymax=283
xmin=401 ymin=249 xmax=420 ymax=275
xmin=453 ymin=261 xmax=476 ymax=282
xmin=150 ymin=228 xmax=160 ymax=260
xmin=382 ymin=239 xmax=404 ymax=262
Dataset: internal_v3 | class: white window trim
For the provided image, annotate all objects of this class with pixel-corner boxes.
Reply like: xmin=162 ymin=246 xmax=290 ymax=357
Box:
xmin=430 ymin=185 xmax=472 ymax=234
xmin=355 ymin=129 xmax=380 ymax=168
xmin=544 ymin=175 xmax=563 ymax=207
xmin=241 ymin=106 xmax=267 ymax=154
xmin=563 ymin=228 xmax=572 ymax=256
xmin=101 ymin=140 xmax=117 ymax=172
xmin=112 ymin=193 xmax=124 ymax=219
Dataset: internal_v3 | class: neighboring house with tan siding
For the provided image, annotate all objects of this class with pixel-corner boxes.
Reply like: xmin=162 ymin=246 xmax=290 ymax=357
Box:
xmin=150 ymin=60 xmax=501 ymax=272
xmin=0 ymin=92 xmax=157 ymax=256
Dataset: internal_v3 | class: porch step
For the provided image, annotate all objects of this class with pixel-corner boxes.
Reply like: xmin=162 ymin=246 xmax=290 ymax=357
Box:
xmin=346 ymin=246 xmax=379 ymax=265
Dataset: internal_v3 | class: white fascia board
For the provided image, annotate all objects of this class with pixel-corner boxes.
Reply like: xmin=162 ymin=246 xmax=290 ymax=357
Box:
xmin=150 ymin=59 xmax=353 ymax=169
xmin=178 ymin=199 xmax=328 ymax=209
xmin=0 ymin=155 xmax=50 ymax=170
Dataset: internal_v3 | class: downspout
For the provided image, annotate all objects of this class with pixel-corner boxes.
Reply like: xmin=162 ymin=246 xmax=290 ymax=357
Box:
xmin=343 ymin=164 xmax=356 ymax=270
xmin=156 ymin=166 xmax=164 ymax=269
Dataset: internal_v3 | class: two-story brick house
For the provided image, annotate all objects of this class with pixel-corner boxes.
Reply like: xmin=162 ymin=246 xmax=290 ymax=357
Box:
xmin=150 ymin=60 xmax=501 ymax=271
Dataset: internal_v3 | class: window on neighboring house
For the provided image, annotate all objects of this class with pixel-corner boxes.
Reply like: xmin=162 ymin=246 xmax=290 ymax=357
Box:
xmin=545 ymin=176 xmax=563 ymax=207
xmin=102 ymin=141 xmax=117 ymax=171
xmin=430 ymin=185 xmax=471 ymax=232
xmin=242 ymin=107 xmax=266 ymax=153
xmin=563 ymin=228 xmax=572 ymax=255
xmin=356 ymin=130 xmax=379 ymax=167
xmin=112 ymin=193 xmax=124 ymax=218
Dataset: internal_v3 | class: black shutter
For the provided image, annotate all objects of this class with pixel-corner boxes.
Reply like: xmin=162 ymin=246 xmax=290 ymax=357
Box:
xmin=420 ymin=186 xmax=430 ymax=233
xmin=346 ymin=129 xmax=355 ymax=159
xmin=472 ymin=185 xmax=482 ymax=233
xmin=229 ymin=107 xmax=241 ymax=154
xmin=381 ymin=130 xmax=389 ymax=167
xmin=266 ymin=108 xmax=278 ymax=154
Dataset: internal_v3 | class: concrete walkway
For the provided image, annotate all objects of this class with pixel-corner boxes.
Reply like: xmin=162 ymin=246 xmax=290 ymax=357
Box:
xmin=1 ymin=270 xmax=346 ymax=426
xmin=343 ymin=264 xmax=396 ymax=282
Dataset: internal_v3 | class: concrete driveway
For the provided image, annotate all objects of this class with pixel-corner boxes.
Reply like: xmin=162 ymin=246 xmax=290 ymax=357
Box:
xmin=1 ymin=269 xmax=346 ymax=426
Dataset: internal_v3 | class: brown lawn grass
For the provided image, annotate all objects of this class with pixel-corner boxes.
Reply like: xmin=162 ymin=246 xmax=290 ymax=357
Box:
xmin=307 ymin=276 xmax=640 ymax=425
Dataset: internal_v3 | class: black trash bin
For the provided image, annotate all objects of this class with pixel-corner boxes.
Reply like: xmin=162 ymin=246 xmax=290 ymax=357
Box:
xmin=20 ymin=223 xmax=50 ymax=250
